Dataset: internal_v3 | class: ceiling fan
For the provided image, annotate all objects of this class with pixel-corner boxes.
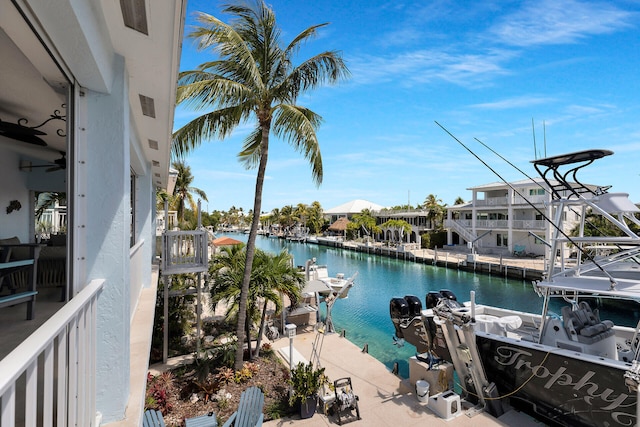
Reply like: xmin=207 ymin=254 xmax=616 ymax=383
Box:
xmin=19 ymin=152 xmax=66 ymax=173
xmin=0 ymin=105 xmax=66 ymax=147
xmin=0 ymin=119 xmax=47 ymax=146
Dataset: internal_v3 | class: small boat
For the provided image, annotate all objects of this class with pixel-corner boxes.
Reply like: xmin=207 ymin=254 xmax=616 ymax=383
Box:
xmin=390 ymin=149 xmax=640 ymax=427
xmin=303 ymin=258 xmax=356 ymax=298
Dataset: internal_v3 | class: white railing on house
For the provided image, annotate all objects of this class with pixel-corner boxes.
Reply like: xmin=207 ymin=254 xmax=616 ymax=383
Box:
xmin=161 ymin=230 xmax=208 ymax=275
xmin=444 ymin=219 xmax=476 ymax=243
xmin=474 ymin=196 xmax=508 ymax=206
xmin=0 ymin=279 xmax=104 ymax=427
xmin=512 ymin=220 xmax=547 ymax=230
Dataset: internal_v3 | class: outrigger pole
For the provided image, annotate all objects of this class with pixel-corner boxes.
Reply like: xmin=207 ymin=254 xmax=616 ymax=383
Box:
xmin=434 ymin=121 xmax=615 ymax=285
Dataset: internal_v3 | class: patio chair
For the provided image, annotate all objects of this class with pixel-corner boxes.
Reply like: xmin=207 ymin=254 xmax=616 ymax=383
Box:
xmin=143 ymin=409 xmax=165 ymax=427
xmin=222 ymin=386 xmax=264 ymax=427
xmin=513 ymin=245 xmax=526 ymax=257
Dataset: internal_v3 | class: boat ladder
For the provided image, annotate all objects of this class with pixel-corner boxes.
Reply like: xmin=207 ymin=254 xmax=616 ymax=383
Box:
xmin=433 ymin=307 xmax=504 ymax=417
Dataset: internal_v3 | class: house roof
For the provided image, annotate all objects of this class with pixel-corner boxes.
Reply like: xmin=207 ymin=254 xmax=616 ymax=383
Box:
xmin=328 ymin=217 xmax=350 ymax=231
xmin=213 ymin=237 xmax=243 ymax=247
xmin=324 ymin=199 xmax=385 ymax=215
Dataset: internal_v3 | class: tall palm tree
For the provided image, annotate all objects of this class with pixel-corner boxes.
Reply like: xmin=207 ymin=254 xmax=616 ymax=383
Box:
xmin=173 ymin=1 xmax=349 ymax=369
xmin=279 ymin=205 xmax=297 ymax=231
xmin=348 ymin=208 xmax=381 ymax=240
xmin=306 ymin=201 xmax=324 ymax=234
xmin=209 ymin=245 xmax=304 ymax=359
xmin=172 ymin=160 xmax=208 ymax=224
xmin=423 ymin=194 xmax=445 ymax=230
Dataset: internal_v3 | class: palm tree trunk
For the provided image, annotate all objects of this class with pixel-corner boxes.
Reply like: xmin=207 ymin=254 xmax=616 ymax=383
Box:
xmin=234 ymin=125 xmax=270 ymax=371
xmin=254 ymin=299 xmax=269 ymax=358
xmin=245 ymin=314 xmax=252 ymax=361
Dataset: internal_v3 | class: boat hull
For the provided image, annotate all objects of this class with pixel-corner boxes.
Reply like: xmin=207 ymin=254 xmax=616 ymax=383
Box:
xmin=476 ymin=334 xmax=636 ymax=427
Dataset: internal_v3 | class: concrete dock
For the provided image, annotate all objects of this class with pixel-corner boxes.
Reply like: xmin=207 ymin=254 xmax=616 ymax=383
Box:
xmin=264 ymin=325 xmax=544 ymax=427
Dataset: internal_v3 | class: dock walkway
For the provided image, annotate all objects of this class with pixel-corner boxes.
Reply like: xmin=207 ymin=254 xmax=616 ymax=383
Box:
xmin=264 ymin=326 xmax=543 ymax=427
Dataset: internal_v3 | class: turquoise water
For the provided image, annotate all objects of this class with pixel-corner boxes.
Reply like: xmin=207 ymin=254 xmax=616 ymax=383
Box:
xmin=219 ymin=234 xmax=544 ymax=377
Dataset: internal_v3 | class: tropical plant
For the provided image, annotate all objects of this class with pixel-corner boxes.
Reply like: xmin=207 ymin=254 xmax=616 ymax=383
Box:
xmin=379 ymin=219 xmax=412 ymax=243
xmin=171 ymin=160 xmax=208 ymax=224
xmin=173 ymin=1 xmax=349 ymax=370
xmin=423 ymin=194 xmax=445 ymax=230
xmin=306 ymin=201 xmax=325 ymax=234
xmin=288 ymin=362 xmax=328 ymax=405
xmin=209 ymin=244 xmax=304 ymax=360
xmin=347 ymin=208 xmax=380 ymax=240
xmin=454 ymin=196 xmax=465 ymax=205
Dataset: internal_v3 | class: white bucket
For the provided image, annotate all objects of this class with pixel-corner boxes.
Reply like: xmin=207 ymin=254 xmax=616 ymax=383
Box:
xmin=416 ymin=380 xmax=430 ymax=403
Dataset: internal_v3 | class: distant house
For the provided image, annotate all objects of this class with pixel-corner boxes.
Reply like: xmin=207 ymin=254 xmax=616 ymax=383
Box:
xmin=445 ymin=178 xmax=596 ymax=257
xmin=324 ymin=199 xmax=385 ymax=222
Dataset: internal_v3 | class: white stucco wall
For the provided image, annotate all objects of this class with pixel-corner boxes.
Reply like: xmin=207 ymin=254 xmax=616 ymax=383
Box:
xmin=0 ymin=150 xmax=31 ymax=242
xmin=83 ymin=55 xmax=131 ymax=423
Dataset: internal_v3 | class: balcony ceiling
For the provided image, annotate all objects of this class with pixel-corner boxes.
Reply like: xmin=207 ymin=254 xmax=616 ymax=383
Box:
xmin=0 ymin=0 xmax=185 ymax=188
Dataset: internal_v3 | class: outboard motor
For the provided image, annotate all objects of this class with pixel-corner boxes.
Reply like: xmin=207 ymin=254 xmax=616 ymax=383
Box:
xmin=440 ymin=289 xmax=458 ymax=303
xmin=404 ymin=295 xmax=422 ymax=317
xmin=389 ymin=295 xmax=431 ymax=354
xmin=426 ymin=291 xmax=444 ymax=309
xmin=423 ymin=290 xmax=462 ymax=363
xmin=389 ymin=297 xmax=409 ymax=339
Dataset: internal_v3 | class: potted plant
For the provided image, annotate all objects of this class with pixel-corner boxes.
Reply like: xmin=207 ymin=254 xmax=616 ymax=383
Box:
xmin=288 ymin=362 xmax=328 ymax=419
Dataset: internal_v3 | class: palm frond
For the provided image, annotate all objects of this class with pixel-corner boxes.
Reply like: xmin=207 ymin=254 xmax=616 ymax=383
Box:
xmin=172 ymin=105 xmax=251 ymax=158
xmin=271 ymin=104 xmax=323 ymax=186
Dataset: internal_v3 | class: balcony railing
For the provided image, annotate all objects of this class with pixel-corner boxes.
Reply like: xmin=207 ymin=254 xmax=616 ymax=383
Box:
xmin=447 ymin=219 xmax=547 ymax=231
xmin=161 ymin=229 xmax=208 ymax=274
xmin=474 ymin=197 xmax=508 ymax=206
xmin=0 ymin=279 xmax=104 ymax=427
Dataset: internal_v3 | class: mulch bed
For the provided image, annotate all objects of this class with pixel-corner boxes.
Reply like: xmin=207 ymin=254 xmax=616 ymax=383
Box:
xmin=149 ymin=353 xmax=293 ymax=426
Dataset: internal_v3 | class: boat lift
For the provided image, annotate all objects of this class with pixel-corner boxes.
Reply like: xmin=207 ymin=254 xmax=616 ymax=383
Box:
xmin=432 ymin=291 xmax=504 ymax=418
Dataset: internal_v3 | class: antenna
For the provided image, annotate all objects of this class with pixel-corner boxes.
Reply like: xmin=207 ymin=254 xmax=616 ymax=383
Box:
xmin=531 ymin=118 xmax=537 ymax=159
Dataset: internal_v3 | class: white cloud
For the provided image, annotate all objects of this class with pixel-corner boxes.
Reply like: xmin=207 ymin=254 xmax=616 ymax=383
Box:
xmin=471 ymin=96 xmax=555 ymax=110
xmin=490 ymin=0 xmax=635 ymax=47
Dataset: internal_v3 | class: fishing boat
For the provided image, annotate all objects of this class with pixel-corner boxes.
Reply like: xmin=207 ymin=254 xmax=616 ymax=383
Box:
xmin=303 ymin=258 xmax=357 ymax=298
xmin=390 ymin=149 xmax=640 ymax=426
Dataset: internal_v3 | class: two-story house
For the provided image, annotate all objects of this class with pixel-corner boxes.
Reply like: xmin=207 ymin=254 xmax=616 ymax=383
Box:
xmin=445 ymin=178 xmax=595 ymax=258
xmin=0 ymin=1 xmax=186 ymax=425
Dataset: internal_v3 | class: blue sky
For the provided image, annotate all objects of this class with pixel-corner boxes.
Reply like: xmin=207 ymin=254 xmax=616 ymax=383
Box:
xmin=174 ymin=0 xmax=640 ymax=213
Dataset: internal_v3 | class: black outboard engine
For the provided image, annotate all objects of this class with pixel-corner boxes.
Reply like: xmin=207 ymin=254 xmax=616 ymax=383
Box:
xmin=389 ymin=295 xmax=431 ymax=354
xmin=426 ymin=291 xmax=444 ymax=309
xmin=404 ymin=295 xmax=422 ymax=317
xmin=440 ymin=289 xmax=458 ymax=303
xmin=423 ymin=289 xmax=462 ymax=363
xmin=389 ymin=297 xmax=409 ymax=339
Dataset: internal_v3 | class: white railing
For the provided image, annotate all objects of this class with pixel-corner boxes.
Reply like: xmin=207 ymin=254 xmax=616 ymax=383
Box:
xmin=0 ymin=279 xmax=103 ymax=427
xmin=475 ymin=220 xmax=509 ymax=229
xmin=161 ymin=230 xmax=208 ymax=274
xmin=512 ymin=220 xmax=547 ymax=230
xmin=474 ymin=197 xmax=508 ymax=206
xmin=444 ymin=219 xmax=476 ymax=242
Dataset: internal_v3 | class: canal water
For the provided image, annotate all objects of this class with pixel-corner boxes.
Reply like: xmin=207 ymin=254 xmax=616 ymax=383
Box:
xmin=218 ymin=234 xmax=545 ymax=377
xmin=218 ymin=233 xmax=639 ymax=378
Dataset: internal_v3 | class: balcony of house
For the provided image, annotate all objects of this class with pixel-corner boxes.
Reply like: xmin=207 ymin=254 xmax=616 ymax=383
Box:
xmin=512 ymin=194 xmax=547 ymax=205
xmin=161 ymin=229 xmax=209 ymax=275
xmin=446 ymin=219 xmax=547 ymax=231
xmin=0 ymin=278 xmax=103 ymax=426
xmin=473 ymin=196 xmax=508 ymax=207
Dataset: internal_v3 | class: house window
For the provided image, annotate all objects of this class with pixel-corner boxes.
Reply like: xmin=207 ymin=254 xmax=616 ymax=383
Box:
xmin=496 ymin=233 xmax=508 ymax=247
xmin=130 ymin=172 xmax=136 ymax=247
xmin=529 ymin=188 xmax=545 ymax=196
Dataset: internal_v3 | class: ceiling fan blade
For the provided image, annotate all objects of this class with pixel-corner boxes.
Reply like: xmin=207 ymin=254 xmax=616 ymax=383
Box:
xmin=0 ymin=120 xmax=47 ymax=136
xmin=0 ymin=119 xmax=49 ymax=146
xmin=0 ymin=130 xmax=48 ymax=146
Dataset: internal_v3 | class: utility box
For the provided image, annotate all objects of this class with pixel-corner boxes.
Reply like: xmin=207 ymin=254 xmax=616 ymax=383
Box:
xmin=408 ymin=357 xmax=453 ymax=396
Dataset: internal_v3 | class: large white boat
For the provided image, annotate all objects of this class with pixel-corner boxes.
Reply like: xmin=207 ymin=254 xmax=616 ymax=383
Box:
xmin=391 ymin=149 xmax=640 ymax=427
xmin=303 ymin=258 xmax=357 ymax=299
